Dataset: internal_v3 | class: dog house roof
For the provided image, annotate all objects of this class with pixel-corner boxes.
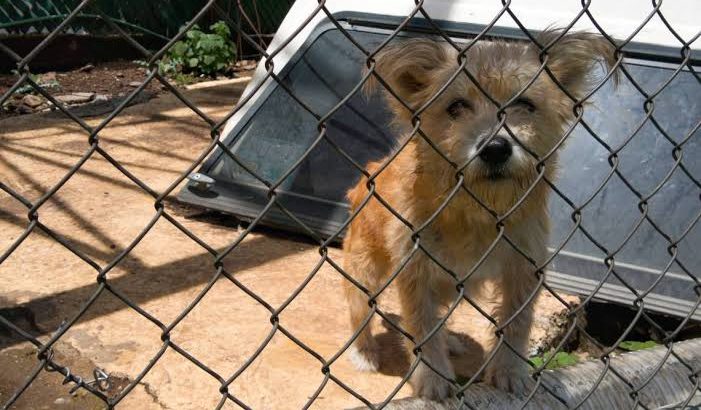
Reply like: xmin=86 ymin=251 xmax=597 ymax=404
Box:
xmin=178 ymin=1 xmax=700 ymax=320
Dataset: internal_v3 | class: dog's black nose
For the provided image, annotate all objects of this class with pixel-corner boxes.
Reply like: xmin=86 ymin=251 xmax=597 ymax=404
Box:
xmin=478 ymin=137 xmax=512 ymax=165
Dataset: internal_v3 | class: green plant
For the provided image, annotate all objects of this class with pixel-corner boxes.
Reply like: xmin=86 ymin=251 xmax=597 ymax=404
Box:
xmin=618 ymin=340 xmax=658 ymax=351
xmin=158 ymin=21 xmax=236 ymax=78
xmin=529 ymin=350 xmax=578 ymax=370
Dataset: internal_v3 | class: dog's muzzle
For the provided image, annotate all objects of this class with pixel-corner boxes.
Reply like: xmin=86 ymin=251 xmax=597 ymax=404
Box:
xmin=478 ymin=136 xmax=512 ymax=166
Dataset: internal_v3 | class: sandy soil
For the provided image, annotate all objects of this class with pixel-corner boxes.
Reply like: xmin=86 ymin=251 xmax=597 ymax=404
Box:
xmin=0 ymin=78 xmax=578 ymax=409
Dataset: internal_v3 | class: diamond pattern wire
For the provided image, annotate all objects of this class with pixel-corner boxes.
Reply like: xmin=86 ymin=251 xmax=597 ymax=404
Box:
xmin=0 ymin=0 xmax=699 ymax=409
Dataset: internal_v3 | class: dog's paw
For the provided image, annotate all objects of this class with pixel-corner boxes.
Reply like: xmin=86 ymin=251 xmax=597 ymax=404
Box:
xmin=349 ymin=343 xmax=380 ymax=372
xmin=411 ymin=363 xmax=455 ymax=401
xmin=484 ymin=363 xmax=534 ymax=395
xmin=445 ymin=332 xmax=467 ymax=356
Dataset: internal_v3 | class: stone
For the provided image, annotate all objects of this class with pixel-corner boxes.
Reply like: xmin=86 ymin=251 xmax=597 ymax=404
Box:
xmin=73 ymin=92 xmax=95 ymax=99
xmin=128 ymin=81 xmax=142 ymax=87
xmin=3 ymin=99 xmax=21 ymax=112
xmin=55 ymin=92 xmax=95 ymax=105
xmin=40 ymin=71 xmax=57 ymax=82
xmin=234 ymin=59 xmax=257 ymax=71
xmin=17 ymin=105 xmax=34 ymax=114
xmin=64 ymin=91 xmax=152 ymax=118
xmin=78 ymin=64 xmax=94 ymax=72
xmin=21 ymin=94 xmax=44 ymax=108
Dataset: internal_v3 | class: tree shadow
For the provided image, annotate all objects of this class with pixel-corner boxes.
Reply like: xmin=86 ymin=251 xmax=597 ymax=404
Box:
xmin=0 ymin=233 xmax=304 ymax=350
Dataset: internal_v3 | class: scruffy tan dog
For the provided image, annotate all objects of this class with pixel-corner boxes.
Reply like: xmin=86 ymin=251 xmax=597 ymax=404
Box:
xmin=343 ymin=30 xmax=615 ymax=400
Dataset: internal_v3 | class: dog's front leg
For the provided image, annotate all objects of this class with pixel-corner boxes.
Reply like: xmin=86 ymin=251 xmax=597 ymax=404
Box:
xmin=484 ymin=264 xmax=539 ymax=394
xmin=398 ymin=255 xmax=455 ymax=401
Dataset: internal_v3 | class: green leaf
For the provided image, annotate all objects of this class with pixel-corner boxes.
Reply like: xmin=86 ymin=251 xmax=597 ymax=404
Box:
xmin=188 ymin=58 xmax=199 ymax=67
xmin=552 ymin=351 xmax=577 ymax=368
xmin=198 ymin=39 xmax=215 ymax=51
xmin=619 ymin=340 xmax=658 ymax=351
xmin=185 ymin=26 xmax=202 ymax=39
xmin=529 ymin=350 xmax=578 ymax=370
xmin=171 ymin=41 xmax=188 ymax=57
xmin=210 ymin=21 xmax=230 ymax=37
xmin=529 ymin=356 xmax=544 ymax=368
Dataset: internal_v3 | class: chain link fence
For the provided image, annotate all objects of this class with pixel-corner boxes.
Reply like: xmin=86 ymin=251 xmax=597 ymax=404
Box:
xmin=0 ymin=0 xmax=291 ymax=39
xmin=1 ymin=0 xmax=699 ymax=409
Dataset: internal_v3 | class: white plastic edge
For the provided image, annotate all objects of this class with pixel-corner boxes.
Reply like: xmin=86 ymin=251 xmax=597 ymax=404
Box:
xmin=222 ymin=0 xmax=699 ymax=137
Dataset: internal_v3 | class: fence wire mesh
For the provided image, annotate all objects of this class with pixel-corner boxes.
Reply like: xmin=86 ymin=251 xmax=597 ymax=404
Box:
xmin=0 ymin=0 xmax=699 ymax=409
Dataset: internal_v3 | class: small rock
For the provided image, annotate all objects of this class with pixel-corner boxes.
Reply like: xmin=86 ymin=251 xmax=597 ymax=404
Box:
xmin=128 ymin=81 xmax=142 ymax=87
xmin=116 ymin=73 xmax=125 ymax=78
xmin=3 ymin=103 xmax=16 ymax=113
xmin=40 ymin=71 xmax=57 ymax=82
xmin=4 ymin=98 xmax=21 ymax=110
xmin=17 ymin=105 xmax=34 ymax=114
xmin=22 ymin=94 xmax=44 ymax=108
xmin=54 ymin=397 xmax=69 ymax=405
xmin=74 ymin=92 xmax=95 ymax=99
xmin=234 ymin=59 xmax=257 ymax=71
xmin=55 ymin=92 xmax=95 ymax=104
xmin=78 ymin=64 xmax=95 ymax=72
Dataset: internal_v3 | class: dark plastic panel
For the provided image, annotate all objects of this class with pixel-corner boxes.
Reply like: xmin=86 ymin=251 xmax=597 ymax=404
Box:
xmin=179 ymin=19 xmax=700 ymax=316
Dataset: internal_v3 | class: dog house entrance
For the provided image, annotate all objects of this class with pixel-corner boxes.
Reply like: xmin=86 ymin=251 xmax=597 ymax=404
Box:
xmin=178 ymin=15 xmax=701 ymax=321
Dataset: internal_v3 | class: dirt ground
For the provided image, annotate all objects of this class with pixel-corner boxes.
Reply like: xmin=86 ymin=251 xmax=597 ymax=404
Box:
xmin=0 ymin=61 xmax=162 ymax=98
xmin=0 ymin=77 xmax=579 ymax=409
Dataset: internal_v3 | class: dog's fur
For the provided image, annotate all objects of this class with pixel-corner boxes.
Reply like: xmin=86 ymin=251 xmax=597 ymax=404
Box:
xmin=343 ymin=30 xmax=616 ymax=400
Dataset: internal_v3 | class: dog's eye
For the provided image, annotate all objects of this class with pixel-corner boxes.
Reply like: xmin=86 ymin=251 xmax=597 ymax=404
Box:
xmin=513 ymin=97 xmax=536 ymax=113
xmin=446 ymin=99 xmax=472 ymax=119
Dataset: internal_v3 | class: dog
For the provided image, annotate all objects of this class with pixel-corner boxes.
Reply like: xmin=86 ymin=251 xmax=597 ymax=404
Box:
xmin=342 ymin=29 xmax=616 ymax=400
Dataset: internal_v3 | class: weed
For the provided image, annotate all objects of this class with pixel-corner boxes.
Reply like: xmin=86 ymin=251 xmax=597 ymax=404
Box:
xmin=158 ymin=21 xmax=236 ymax=78
xmin=530 ymin=350 xmax=579 ymax=370
xmin=618 ymin=340 xmax=659 ymax=351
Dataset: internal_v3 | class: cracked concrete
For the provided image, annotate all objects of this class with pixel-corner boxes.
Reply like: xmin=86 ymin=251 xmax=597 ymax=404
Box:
xmin=140 ymin=381 xmax=170 ymax=410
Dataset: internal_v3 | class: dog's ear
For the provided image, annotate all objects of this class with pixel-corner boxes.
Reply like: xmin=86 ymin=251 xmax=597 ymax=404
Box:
xmin=535 ymin=29 xmax=618 ymax=98
xmin=365 ymin=38 xmax=448 ymax=111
